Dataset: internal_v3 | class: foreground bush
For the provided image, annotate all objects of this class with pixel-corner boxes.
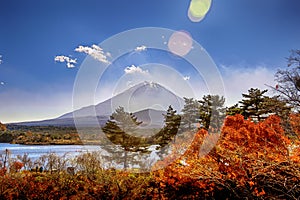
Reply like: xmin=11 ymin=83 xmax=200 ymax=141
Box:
xmin=0 ymin=114 xmax=299 ymax=199
xmin=154 ymin=115 xmax=300 ymax=199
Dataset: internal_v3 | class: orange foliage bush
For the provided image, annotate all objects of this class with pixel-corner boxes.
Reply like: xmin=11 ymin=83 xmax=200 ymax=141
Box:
xmin=289 ymin=113 xmax=300 ymax=162
xmin=290 ymin=113 xmax=300 ymax=138
xmin=0 ymin=122 xmax=6 ymax=132
xmin=9 ymin=161 xmax=24 ymax=173
xmin=153 ymin=114 xmax=299 ymax=199
xmin=0 ymin=114 xmax=299 ymax=199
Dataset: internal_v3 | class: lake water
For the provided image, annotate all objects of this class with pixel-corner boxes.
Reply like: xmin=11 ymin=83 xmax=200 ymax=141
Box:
xmin=0 ymin=143 xmax=102 ymax=159
xmin=0 ymin=143 xmax=161 ymax=170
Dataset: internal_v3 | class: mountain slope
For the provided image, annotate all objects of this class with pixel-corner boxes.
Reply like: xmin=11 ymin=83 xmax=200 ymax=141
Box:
xmin=60 ymin=81 xmax=184 ymax=119
xmin=12 ymin=82 xmax=183 ymax=127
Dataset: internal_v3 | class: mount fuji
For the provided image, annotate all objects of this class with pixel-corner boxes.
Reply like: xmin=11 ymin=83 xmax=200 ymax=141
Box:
xmin=13 ymin=82 xmax=184 ymax=127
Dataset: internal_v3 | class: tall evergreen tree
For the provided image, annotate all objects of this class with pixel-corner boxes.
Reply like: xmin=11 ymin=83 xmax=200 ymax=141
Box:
xmin=180 ymin=97 xmax=200 ymax=131
xmin=234 ymin=88 xmax=291 ymax=123
xmin=262 ymin=96 xmax=291 ymax=118
xmin=102 ymin=106 xmax=185 ymax=169
xmin=153 ymin=105 xmax=181 ymax=160
xmin=102 ymin=107 xmax=144 ymax=169
xmin=262 ymin=95 xmax=292 ymax=133
xmin=239 ymin=88 xmax=268 ymax=121
xmin=198 ymin=95 xmax=226 ymax=132
xmin=110 ymin=106 xmax=142 ymax=133
xmin=226 ymin=104 xmax=243 ymax=116
xmin=154 ymin=105 xmax=181 ymax=146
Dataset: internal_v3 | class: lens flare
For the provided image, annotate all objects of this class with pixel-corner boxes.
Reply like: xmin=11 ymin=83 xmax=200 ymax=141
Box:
xmin=168 ymin=31 xmax=193 ymax=57
xmin=188 ymin=0 xmax=212 ymax=22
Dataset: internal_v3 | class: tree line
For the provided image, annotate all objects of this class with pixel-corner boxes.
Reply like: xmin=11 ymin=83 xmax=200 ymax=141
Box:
xmin=100 ymin=49 xmax=300 ymax=169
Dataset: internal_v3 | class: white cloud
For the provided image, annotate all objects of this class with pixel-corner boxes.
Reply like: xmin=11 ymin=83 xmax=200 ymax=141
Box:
xmin=54 ymin=55 xmax=77 ymax=68
xmin=183 ymin=76 xmax=190 ymax=81
xmin=106 ymin=52 xmax=112 ymax=58
xmin=124 ymin=65 xmax=149 ymax=75
xmin=221 ymin=64 xmax=276 ymax=106
xmin=0 ymin=55 xmax=2 ymax=64
xmin=75 ymin=44 xmax=110 ymax=64
xmin=135 ymin=45 xmax=147 ymax=52
xmin=112 ymin=63 xmax=197 ymax=100
xmin=0 ymin=81 xmax=5 ymax=85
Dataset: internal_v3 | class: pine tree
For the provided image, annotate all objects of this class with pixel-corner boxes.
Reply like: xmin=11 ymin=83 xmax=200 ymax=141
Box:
xmin=110 ymin=106 xmax=142 ymax=133
xmin=262 ymin=96 xmax=291 ymax=117
xmin=154 ymin=105 xmax=181 ymax=146
xmin=101 ymin=106 xmax=144 ymax=169
xmin=226 ymin=104 xmax=243 ymax=116
xmin=262 ymin=95 xmax=292 ymax=134
xmin=239 ymin=88 xmax=268 ymax=121
xmin=102 ymin=106 xmax=185 ymax=169
xmin=198 ymin=95 xmax=226 ymax=132
xmin=152 ymin=105 xmax=181 ymax=160
xmin=235 ymin=88 xmax=291 ymax=123
xmin=180 ymin=97 xmax=200 ymax=131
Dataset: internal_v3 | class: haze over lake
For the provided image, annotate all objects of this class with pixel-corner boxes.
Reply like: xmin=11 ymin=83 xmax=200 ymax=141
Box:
xmin=0 ymin=143 xmax=102 ymax=160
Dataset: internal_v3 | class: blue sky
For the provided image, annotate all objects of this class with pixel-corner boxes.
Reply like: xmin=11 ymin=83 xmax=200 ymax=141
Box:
xmin=0 ymin=0 xmax=300 ymax=123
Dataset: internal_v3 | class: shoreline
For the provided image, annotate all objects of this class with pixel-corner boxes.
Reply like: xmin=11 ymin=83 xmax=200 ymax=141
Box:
xmin=1 ymin=140 xmax=103 ymax=146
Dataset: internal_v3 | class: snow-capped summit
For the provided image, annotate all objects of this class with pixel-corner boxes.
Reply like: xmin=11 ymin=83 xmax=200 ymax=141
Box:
xmin=13 ymin=82 xmax=185 ymax=127
xmin=60 ymin=81 xmax=184 ymax=119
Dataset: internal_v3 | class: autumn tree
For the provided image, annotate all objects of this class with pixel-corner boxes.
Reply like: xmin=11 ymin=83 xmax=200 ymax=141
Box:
xmin=273 ymin=50 xmax=300 ymax=111
xmin=0 ymin=122 xmax=6 ymax=132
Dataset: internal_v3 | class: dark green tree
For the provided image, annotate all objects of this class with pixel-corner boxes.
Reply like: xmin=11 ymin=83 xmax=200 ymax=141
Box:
xmin=154 ymin=105 xmax=181 ymax=146
xmin=180 ymin=97 xmax=200 ymax=131
xmin=109 ymin=106 xmax=142 ymax=133
xmin=262 ymin=96 xmax=291 ymax=118
xmin=239 ymin=88 xmax=268 ymax=121
xmin=152 ymin=105 xmax=181 ymax=160
xmin=234 ymin=88 xmax=291 ymax=123
xmin=226 ymin=104 xmax=243 ymax=116
xmin=198 ymin=95 xmax=226 ymax=132
xmin=102 ymin=107 xmax=144 ymax=169
xmin=262 ymin=95 xmax=292 ymax=134
xmin=102 ymin=106 xmax=184 ymax=169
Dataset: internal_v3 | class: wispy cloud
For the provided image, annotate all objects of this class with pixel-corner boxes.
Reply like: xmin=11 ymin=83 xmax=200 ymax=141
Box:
xmin=183 ymin=76 xmax=190 ymax=81
xmin=75 ymin=44 xmax=110 ymax=64
xmin=108 ymin=63 xmax=196 ymax=101
xmin=135 ymin=45 xmax=147 ymax=52
xmin=220 ymin=64 xmax=276 ymax=106
xmin=124 ymin=65 xmax=149 ymax=75
xmin=54 ymin=55 xmax=77 ymax=68
xmin=0 ymin=81 xmax=5 ymax=85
